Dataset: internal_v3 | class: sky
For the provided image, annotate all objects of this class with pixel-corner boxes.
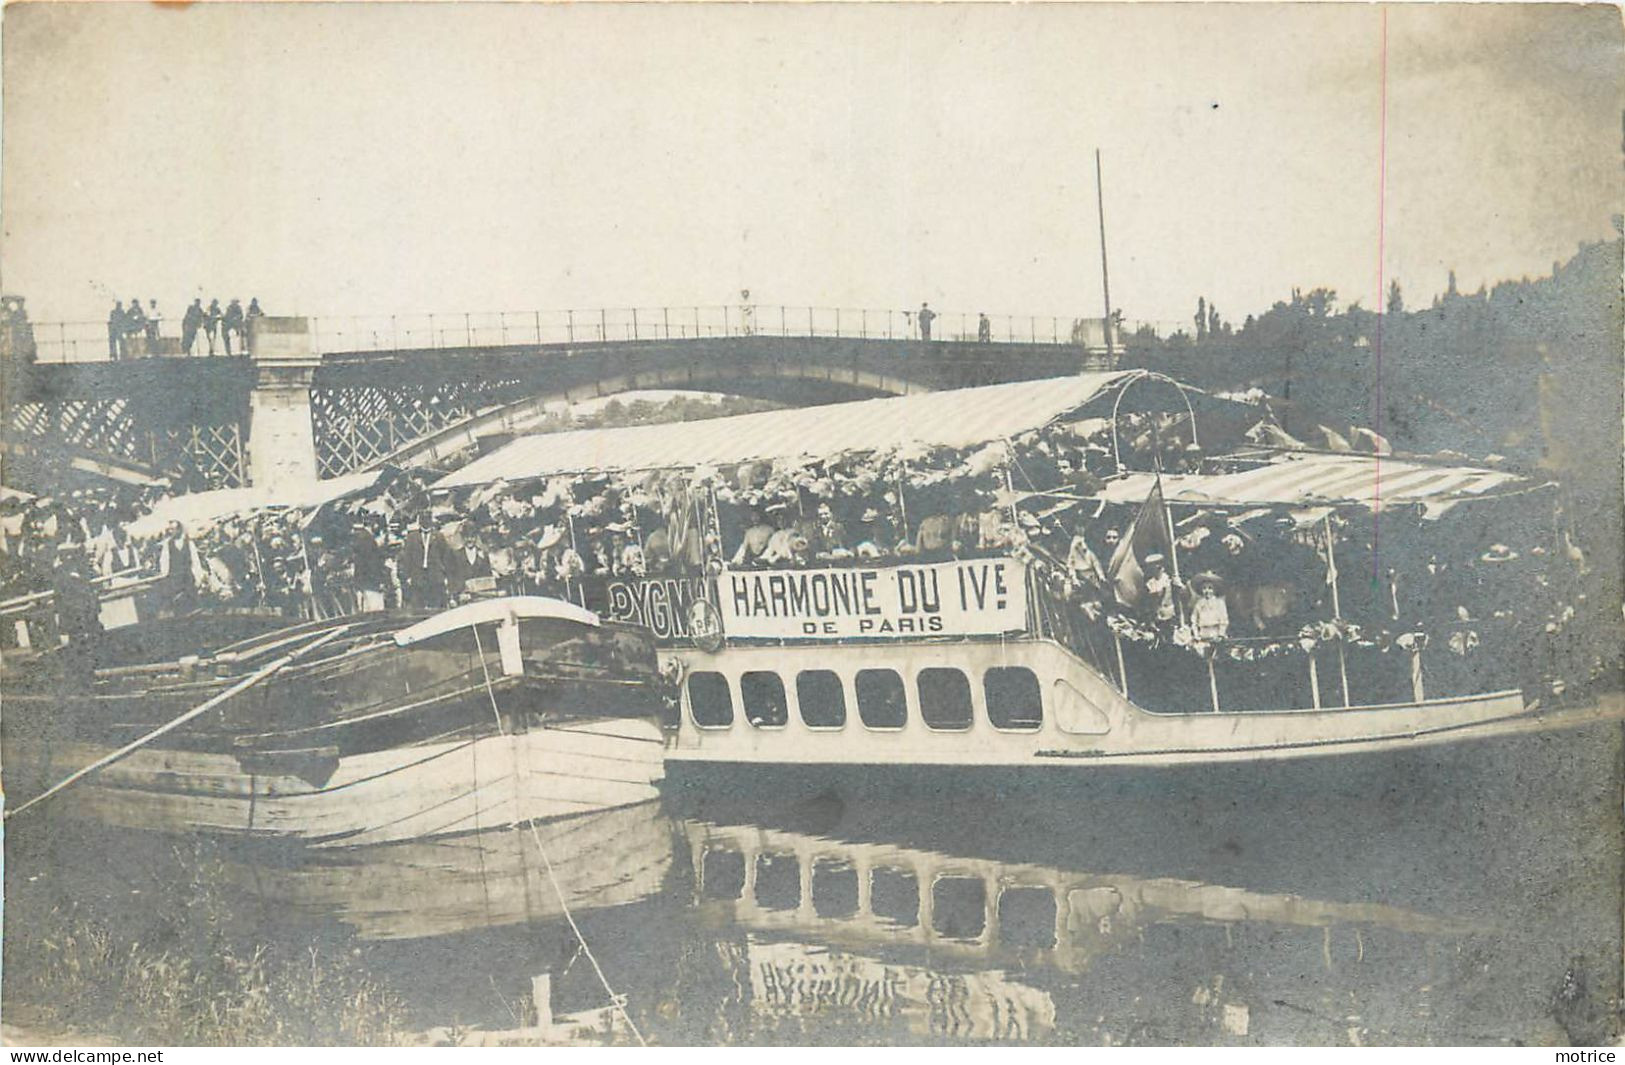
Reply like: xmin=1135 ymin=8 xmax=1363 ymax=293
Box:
xmin=2 ymin=2 xmax=1620 ymax=329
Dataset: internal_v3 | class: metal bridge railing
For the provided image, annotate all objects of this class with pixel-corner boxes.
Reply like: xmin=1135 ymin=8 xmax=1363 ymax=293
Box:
xmin=306 ymin=305 xmax=1113 ymax=355
xmin=19 ymin=305 xmax=1138 ymax=363
xmin=15 ymin=319 xmax=247 ymax=365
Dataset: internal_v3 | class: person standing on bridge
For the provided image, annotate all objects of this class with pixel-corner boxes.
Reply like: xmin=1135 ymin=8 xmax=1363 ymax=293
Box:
xmin=108 ymin=301 xmax=128 ymax=359
xmin=222 ymin=298 xmax=245 ymax=356
xmin=978 ymin=312 xmax=991 ymax=343
xmin=144 ymin=300 xmax=161 ymax=345
xmin=204 ymin=298 xmax=223 ymax=355
xmin=124 ymin=298 xmax=147 ymax=354
xmin=917 ymin=301 xmax=936 ymax=341
xmin=181 ymin=298 xmax=205 ymax=356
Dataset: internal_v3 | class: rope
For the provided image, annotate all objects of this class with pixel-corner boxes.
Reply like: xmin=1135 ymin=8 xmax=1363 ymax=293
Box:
xmin=6 ymin=624 xmax=351 ymax=821
xmin=470 ymin=623 xmax=648 ymax=1046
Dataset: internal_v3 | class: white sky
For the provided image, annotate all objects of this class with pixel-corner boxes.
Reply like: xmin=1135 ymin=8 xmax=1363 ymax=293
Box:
xmin=2 ymin=3 xmax=1620 ymax=328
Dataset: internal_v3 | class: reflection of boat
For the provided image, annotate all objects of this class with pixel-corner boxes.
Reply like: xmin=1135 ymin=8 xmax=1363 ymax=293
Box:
xmin=227 ymin=801 xmax=673 ymax=940
xmin=744 ymin=939 xmax=1057 ymax=1042
xmin=675 ymin=816 xmax=1490 ymax=1044
xmin=682 ymin=819 xmax=1474 ymax=978
xmin=2 ymin=597 xmax=666 ymax=846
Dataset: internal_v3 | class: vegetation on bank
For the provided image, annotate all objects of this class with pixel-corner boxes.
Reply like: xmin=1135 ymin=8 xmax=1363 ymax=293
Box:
xmin=3 ymin=841 xmax=408 ymax=1046
xmin=1121 ymin=235 xmax=1624 ymax=687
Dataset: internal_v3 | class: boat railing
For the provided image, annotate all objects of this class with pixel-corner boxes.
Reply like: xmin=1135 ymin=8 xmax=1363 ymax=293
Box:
xmin=1027 ymin=566 xmax=1530 ymax=714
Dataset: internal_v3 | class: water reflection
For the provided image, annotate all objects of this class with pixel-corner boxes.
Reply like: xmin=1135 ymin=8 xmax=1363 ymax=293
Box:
xmin=6 ymin=727 xmax=1620 ymax=1045
xmin=225 ymin=802 xmax=673 ymax=942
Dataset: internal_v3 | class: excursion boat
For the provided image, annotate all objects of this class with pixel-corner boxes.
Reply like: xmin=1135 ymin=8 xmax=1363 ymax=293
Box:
xmin=1 ymin=596 xmax=667 ymax=846
xmin=431 ymin=371 xmax=1623 ymax=773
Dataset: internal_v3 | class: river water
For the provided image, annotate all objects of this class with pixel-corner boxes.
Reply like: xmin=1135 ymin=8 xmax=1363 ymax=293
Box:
xmin=4 ymin=723 xmax=1620 ymax=1046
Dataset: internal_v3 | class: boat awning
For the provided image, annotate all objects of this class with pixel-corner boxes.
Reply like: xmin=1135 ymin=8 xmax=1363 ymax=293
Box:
xmin=435 ymin=372 xmax=1139 ymax=488
xmin=1091 ymin=452 xmax=1528 ymax=515
xmin=393 ymin=596 xmax=601 ymax=647
xmin=126 ymin=470 xmax=384 ymax=538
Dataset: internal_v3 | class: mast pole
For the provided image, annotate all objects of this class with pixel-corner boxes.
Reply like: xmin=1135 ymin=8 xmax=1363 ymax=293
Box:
xmin=1095 ymin=148 xmax=1115 ymax=360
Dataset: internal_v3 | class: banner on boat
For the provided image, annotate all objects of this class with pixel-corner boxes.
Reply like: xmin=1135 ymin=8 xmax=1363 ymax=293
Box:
xmin=717 ymin=559 xmax=1028 ymax=640
xmin=583 ymin=574 xmax=719 ymax=645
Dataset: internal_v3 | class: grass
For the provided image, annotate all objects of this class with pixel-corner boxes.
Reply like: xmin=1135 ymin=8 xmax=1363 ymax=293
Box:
xmin=4 ymin=839 xmax=409 ymax=1046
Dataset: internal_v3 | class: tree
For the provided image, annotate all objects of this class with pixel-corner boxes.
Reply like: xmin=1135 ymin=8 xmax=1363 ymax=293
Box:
xmin=1303 ymin=288 xmax=1337 ymax=318
xmin=1195 ymin=297 xmax=1208 ymax=340
xmin=1207 ymin=303 xmax=1221 ymax=338
xmin=1387 ymin=280 xmax=1404 ymax=315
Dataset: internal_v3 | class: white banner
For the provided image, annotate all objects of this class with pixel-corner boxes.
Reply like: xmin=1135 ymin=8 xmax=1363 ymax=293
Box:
xmin=717 ymin=558 xmax=1027 ymax=639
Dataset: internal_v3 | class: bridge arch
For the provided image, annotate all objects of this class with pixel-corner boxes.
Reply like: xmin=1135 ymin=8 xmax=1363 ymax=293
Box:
xmin=353 ymin=359 xmax=941 ymax=474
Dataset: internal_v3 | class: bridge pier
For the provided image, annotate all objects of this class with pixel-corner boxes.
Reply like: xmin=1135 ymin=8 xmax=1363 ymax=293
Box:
xmin=247 ymin=317 xmax=322 ymax=491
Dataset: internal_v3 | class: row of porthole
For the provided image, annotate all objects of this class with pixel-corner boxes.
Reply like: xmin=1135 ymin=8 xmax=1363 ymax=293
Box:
xmin=685 ymin=664 xmax=1045 ymax=732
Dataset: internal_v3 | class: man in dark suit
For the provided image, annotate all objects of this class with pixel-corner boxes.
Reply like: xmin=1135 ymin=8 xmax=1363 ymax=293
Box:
xmin=445 ymin=530 xmax=493 ymax=603
xmin=108 ymin=302 xmax=127 ymax=359
xmin=181 ymin=299 xmax=205 ymax=355
xmin=396 ymin=515 xmax=444 ymax=609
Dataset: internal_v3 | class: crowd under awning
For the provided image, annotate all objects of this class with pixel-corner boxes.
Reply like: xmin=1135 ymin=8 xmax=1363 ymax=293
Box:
xmin=434 ymin=371 xmax=1140 ymax=488
xmin=1089 ymin=452 xmax=1530 ymax=517
xmin=126 ymin=470 xmax=384 ymax=537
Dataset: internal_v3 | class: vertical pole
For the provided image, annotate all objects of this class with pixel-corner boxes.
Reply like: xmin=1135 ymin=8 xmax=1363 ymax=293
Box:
xmin=780 ymin=306 xmax=787 ymax=336
xmin=464 ymin=312 xmax=472 ymax=348
xmin=835 ymin=308 xmax=841 ymax=338
xmin=862 ymin=308 xmax=868 ymax=338
xmin=599 ymin=308 xmax=607 ymax=342
xmin=531 ymin=974 xmax=554 ymax=1031
xmin=663 ymin=307 xmax=670 ymax=339
xmin=895 ymin=462 xmax=910 ymax=541
xmin=1161 ymin=485 xmax=1183 ymax=584
xmin=1323 ymin=513 xmax=1351 ymax=707
xmin=693 ymin=307 xmax=700 ymax=337
xmin=567 ymin=309 xmax=575 ymax=344
xmin=1114 ymin=633 xmax=1129 ymax=697
xmin=1308 ymin=654 xmax=1323 ymax=710
xmin=1410 ymin=648 xmax=1425 ymax=703
xmin=534 ymin=310 xmax=542 ymax=344
xmin=632 ymin=308 xmax=640 ymax=340
xmin=1207 ymin=655 xmax=1221 ymax=712
xmin=1096 ymin=148 xmax=1115 ymax=360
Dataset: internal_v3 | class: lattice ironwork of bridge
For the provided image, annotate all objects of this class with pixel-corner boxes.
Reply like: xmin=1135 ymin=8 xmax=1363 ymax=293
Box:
xmin=1 ymin=359 xmax=254 ymax=491
xmin=3 ymin=312 xmax=1115 ymax=491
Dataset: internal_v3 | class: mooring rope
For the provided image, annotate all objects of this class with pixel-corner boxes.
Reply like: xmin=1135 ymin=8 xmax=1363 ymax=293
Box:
xmin=470 ymin=622 xmax=648 ymax=1046
xmin=6 ymin=624 xmax=352 ymax=821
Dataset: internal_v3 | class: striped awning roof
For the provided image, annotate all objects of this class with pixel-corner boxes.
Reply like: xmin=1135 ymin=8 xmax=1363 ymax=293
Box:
xmin=1093 ymin=452 xmax=1527 ymax=513
xmin=436 ymin=372 xmax=1137 ymax=488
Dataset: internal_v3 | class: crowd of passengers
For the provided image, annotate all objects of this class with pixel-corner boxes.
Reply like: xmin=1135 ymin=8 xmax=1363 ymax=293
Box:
xmin=1 ymin=408 xmax=1603 ymax=699
xmin=2 ymin=415 xmax=1149 ymax=619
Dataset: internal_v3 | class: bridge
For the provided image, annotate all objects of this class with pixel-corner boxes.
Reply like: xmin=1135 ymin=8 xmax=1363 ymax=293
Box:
xmin=1 ymin=304 xmax=1117 ymax=493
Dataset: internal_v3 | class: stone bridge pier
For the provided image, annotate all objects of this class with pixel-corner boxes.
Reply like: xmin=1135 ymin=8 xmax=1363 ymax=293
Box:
xmin=246 ymin=317 xmax=323 ymax=491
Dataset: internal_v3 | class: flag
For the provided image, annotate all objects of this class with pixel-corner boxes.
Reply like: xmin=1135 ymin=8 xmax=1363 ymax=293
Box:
xmin=664 ymin=482 xmax=703 ymax=567
xmin=1107 ymin=480 xmax=1173 ymax=607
